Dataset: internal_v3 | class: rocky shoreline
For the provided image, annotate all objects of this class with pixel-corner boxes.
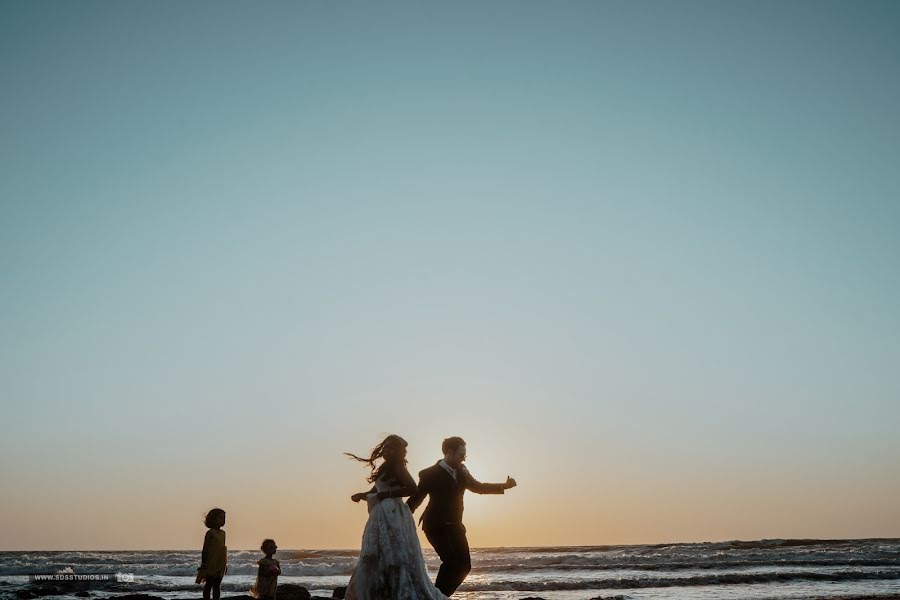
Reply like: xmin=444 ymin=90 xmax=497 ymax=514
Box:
xmin=12 ymin=583 xmax=900 ymax=600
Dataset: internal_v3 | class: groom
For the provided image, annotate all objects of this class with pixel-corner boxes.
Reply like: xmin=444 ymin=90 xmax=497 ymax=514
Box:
xmin=407 ymin=436 xmax=517 ymax=596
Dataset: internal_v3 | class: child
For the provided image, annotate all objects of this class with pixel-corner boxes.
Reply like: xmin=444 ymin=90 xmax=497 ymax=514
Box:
xmin=196 ymin=508 xmax=227 ymax=600
xmin=250 ymin=539 xmax=281 ymax=600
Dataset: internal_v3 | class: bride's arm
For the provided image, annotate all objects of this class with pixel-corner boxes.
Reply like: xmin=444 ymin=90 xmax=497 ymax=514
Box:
xmin=376 ymin=465 xmax=418 ymax=500
xmin=351 ymin=485 xmax=376 ymax=502
xmin=407 ymin=469 xmax=429 ymax=512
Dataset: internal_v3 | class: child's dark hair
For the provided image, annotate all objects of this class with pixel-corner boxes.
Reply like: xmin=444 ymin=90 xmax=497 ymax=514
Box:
xmin=261 ymin=539 xmax=276 ymax=551
xmin=204 ymin=508 xmax=226 ymax=528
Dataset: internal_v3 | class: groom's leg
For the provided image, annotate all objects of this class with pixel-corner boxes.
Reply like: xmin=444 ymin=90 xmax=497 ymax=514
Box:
xmin=425 ymin=524 xmax=470 ymax=596
xmin=425 ymin=525 xmax=463 ymax=595
xmin=446 ymin=524 xmax=471 ymax=595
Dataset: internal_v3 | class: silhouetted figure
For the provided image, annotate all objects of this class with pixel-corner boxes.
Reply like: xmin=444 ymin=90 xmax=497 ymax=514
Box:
xmin=344 ymin=435 xmax=448 ymax=599
xmin=407 ymin=437 xmax=517 ymax=596
xmin=250 ymin=539 xmax=281 ymax=600
xmin=196 ymin=508 xmax=227 ymax=600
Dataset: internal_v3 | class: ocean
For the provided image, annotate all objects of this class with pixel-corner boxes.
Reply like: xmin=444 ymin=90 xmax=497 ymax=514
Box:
xmin=2 ymin=539 xmax=899 ymax=600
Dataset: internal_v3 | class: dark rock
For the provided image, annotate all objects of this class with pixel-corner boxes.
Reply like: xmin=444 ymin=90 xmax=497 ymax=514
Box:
xmin=29 ymin=587 xmax=66 ymax=597
xmin=218 ymin=596 xmax=255 ymax=600
xmin=176 ymin=597 xmax=254 ymax=600
xmin=276 ymin=584 xmax=311 ymax=600
xmin=14 ymin=591 xmax=38 ymax=599
xmin=113 ymin=595 xmax=166 ymax=600
xmin=74 ymin=593 xmax=91 ymax=597
xmin=331 ymin=586 xmax=346 ymax=599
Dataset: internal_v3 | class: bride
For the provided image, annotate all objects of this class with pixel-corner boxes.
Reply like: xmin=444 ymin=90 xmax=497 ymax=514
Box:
xmin=344 ymin=435 xmax=448 ymax=600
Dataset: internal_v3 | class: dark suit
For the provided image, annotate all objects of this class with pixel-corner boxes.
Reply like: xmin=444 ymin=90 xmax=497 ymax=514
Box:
xmin=407 ymin=461 xmax=505 ymax=595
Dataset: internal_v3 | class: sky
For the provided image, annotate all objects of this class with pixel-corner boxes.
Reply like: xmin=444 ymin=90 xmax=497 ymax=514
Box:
xmin=1 ymin=0 xmax=899 ymax=551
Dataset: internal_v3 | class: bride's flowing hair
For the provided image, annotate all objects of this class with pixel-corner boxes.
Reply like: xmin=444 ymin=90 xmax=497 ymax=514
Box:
xmin=345 ymin=434 xmax=408 ymax=483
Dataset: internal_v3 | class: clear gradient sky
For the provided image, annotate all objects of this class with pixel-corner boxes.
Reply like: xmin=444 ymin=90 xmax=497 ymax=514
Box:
xmin=1 ymin=1 xmax=899 ymax=551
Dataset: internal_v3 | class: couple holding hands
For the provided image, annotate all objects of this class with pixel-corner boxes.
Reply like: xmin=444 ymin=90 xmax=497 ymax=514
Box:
xmin=344 ymin=435 xmax=517 ymax=599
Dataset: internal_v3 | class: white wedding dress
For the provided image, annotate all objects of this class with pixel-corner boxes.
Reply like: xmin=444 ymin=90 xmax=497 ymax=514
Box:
xmin=345 ymin=475 xmax=449 ymax=600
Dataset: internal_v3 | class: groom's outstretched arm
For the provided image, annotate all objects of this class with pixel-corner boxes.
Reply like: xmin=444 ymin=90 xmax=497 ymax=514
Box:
xmin=461 ymin=464 xmax=510 ymax=495
xmin=406 ymin=468 xmax=431 ymax=513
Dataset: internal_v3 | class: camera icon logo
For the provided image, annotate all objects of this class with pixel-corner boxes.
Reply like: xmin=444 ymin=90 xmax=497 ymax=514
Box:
xmin=116 ymin=573 xmax=135 ymax=583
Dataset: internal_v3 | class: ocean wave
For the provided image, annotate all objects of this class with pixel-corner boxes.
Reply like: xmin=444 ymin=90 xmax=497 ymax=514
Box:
xmin=727 ymin=539 xmax=877 ymax=550
xmin=467 ymin=558 xmax=900 ymax=573
xmin=275 ymin=550 xmax=359 ymax=560
xmin=0 ymin=556 xmax=361 ymax=578
xmin=2 ymin=540 xmax=899 ymax=579
xmin=3 ymin=568 xmax=899 ymax=595
xmin=0 ymin=565 xmax=357 ymax=578
xmin=455 ymin=569 xmax=900 ymax=591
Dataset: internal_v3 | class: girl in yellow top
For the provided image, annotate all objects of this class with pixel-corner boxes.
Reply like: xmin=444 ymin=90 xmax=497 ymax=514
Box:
xmin=197 ymin=508 xmax=227 ymax=600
